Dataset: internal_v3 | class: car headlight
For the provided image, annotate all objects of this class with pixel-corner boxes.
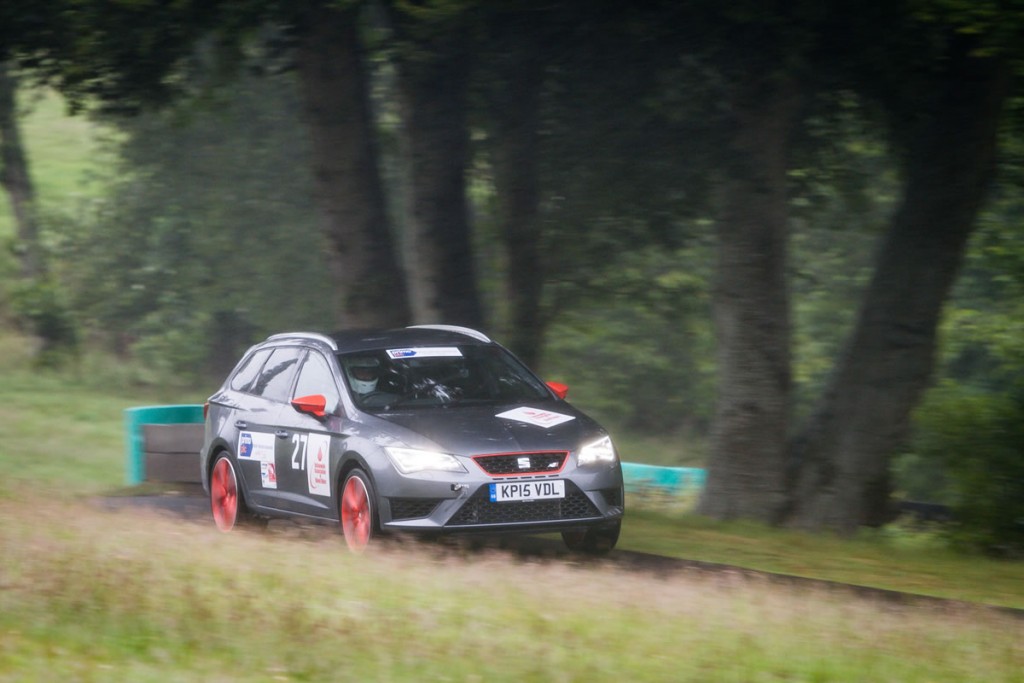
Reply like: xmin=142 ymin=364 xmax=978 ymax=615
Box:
xmin=384 ymin=447 xmax=467 ymax=474
xmin=577 ymin=435 xmax=618 ymax=467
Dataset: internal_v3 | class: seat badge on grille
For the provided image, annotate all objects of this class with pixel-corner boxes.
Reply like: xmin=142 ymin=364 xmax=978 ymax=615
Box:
xmin=517 ymin=456 xmax=531 ymax=470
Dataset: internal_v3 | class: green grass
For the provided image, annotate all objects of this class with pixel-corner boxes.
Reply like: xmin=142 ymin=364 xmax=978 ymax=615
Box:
xmin=1 ymin=498 xmax=1021 ymax=682
xmin=0 ymin=335 xmax=205 ymax=495
xmin=0 ymin=87 xmax=119 ymax=302
xmin=0 ymin=88 xmax=117 ymax=237
xmin=621 ymin=505 xmax=1024 ymax=608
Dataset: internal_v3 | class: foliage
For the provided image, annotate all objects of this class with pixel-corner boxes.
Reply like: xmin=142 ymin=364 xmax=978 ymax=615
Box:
xmin=893 ymin=114 xmax=1024 ymax=555
xmin=943 ymin=124 xmax=1024 ymax=393
xmin=542 ymin=243 xmax=716 ymax=439
xmin=1 ymin=1 xmax=1023 ymax=535
xmin=6 ymin=276 xmax=78 ymax=367
xmin=55 ymin=63 xmax=332 ymax=381
xmin=7 ymin=1 xmax=230 ymax=114
xmin=788 ymin=91 xmax=898 ymax=413
xmin=910 ymin=383 xmax=1024 ymax=557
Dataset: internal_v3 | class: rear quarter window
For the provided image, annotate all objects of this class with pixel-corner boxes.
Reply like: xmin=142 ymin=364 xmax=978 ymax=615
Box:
xmin=229 ymin=348 xmax=272 ymax=392
xmin=251 ymin=347 xmax=305 ymax=402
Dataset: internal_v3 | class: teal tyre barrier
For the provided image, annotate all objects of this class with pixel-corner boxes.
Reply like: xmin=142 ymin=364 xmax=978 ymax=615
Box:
xmin=620 ymin=462 xmax=707 ymax=494
xmin=122 ymin=404 xmax=705 ymax=493
xmin=124 ymin=404 xmax=204 ymax=485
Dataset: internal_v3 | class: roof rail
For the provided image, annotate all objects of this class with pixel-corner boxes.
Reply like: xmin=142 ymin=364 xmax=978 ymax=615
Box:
xmin=266 ymin=331 xmax=339 ymax=350
xmin=407 ymin=324 xmax=491 ymax=343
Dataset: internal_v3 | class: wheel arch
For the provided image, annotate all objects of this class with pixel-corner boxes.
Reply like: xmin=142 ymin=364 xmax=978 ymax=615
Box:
xmin=337 ymin=450 xmax=376 ymax=494
xmin=205 ymin=442 xmax=232 ymax=486
xmin=203 ymin=434 xmax=233 ymax=481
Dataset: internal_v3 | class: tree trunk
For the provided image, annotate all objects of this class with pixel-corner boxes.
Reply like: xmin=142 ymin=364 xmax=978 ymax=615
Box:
xmin=784 ymin=47 xmax=1010 ymax=532
xmin=391 ymin=11 xmax=483 ymax=328
xmin=697 ymin=79 xmax=799 ymax=523
xmin=295 ymin=5 xmax=410 ymax=329
xmin=487 ymin=32 xmax=544 ymax=366
xmin=0 ymin=62 xmax=43 ymax=279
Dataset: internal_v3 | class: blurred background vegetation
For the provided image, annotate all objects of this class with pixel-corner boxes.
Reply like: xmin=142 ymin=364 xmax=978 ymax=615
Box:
xmin=0 ymin=1 xmax=1021 ymax=553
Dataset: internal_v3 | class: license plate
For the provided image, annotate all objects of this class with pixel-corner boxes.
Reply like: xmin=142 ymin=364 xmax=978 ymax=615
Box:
xmin=489 ymin=480 xmax=565 ymax=502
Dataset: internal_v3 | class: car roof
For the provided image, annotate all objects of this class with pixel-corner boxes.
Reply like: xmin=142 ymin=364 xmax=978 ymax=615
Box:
xmin=265 ymin=325 xmax=494 ymax=354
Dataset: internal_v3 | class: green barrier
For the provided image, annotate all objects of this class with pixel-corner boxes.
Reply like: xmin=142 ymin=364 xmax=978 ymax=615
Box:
xmin=620 ymin=462 xmax=706 ymax=494
xmin=122 ymin=404 xmax=704 ymax=493
xmin=124 ymin=405 xmax=204 ymax=485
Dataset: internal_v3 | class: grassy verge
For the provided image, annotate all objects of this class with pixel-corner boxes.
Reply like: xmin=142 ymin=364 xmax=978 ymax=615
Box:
xmin=2 ymin=497 xmax=1022 ymax=682
xmin=621 ymin=504 xmax=1024 ymax=609
xmin=0 ymin=336 xmax=206 ymax=495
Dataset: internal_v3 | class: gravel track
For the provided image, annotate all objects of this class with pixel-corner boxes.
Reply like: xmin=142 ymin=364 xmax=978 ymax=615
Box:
xmin=100 ymin=490 xmax=1024 ymax=620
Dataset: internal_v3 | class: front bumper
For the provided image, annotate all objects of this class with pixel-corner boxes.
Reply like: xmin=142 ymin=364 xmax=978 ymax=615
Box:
xmin=378 ymin=469 xmax=624 ymax=535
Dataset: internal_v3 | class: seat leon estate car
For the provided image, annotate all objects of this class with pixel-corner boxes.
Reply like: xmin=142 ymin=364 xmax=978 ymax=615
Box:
xmin=200 ymin=325 xmax=624 ymax=552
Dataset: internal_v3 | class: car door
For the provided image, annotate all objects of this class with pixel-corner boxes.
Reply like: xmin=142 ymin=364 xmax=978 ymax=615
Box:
xmin=236 ymin=345 xmax=305 ymax=510
xmin=274 ymin=349 xmax=343 ymax=517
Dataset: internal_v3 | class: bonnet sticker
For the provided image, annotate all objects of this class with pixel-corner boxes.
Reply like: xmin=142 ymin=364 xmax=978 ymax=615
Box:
xmin=496 ymin=407 xmax=576 ymax=428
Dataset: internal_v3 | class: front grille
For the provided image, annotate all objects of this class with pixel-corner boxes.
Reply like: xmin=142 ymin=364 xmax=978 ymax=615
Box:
xmin=389 ymin=498 xmax=443 ymax=520
xmin=447 ymin=481 xmax=599 ymax=527
xmin=472 ymin=451 xmax=567 ymax=476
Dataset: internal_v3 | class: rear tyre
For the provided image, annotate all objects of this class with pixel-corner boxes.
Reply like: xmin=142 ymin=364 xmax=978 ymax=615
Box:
xmin=562 ymin=520 xmax=621 ymax=554
xmin=210 ymin=454 xmax=264 ymax=531
xmin=210 ymin=455 xmax=242 ymax=531
xmin=341 ymin=468 xmax=378 ymax=552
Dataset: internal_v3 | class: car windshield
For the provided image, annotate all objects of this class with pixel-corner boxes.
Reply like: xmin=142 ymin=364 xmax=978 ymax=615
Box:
xmin=337 ymin=344 xmax=550 ymax=410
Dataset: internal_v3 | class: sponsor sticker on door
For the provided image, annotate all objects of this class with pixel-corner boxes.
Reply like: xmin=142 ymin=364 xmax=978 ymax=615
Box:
xmin=261 ymin=462 xmax=277 ymax=489
xmin=238 ymin=431 xmax=275 ymax=463
xmin=307 ymin=433 xmax=331 ymax=497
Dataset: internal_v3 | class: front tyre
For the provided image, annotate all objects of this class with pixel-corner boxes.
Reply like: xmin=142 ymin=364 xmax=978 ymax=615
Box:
xmin=341 ymin=468 xmax=378 ymax=552
xmin=562 ymin=520 xmax=621 ymax=554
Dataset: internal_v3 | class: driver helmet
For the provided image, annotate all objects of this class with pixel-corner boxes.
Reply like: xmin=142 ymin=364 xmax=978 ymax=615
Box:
xmin=346 ymin=357 xmax=380 ymax=394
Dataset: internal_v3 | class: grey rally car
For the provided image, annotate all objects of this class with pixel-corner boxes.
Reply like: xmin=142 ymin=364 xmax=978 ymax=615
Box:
xmin=201 ymin=325 xmax=624 ymax=552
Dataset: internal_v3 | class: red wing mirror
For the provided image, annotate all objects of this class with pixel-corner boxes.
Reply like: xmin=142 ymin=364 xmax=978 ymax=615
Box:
xmin=292 ymin=394 xmax=328 ymax=419
xmin=546 ymin=381 xmax=569 ymax=400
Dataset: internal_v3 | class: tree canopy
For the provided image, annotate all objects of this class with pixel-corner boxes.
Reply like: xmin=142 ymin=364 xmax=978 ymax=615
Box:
xmin=2 ymin=0 xmax=1022 ymax=542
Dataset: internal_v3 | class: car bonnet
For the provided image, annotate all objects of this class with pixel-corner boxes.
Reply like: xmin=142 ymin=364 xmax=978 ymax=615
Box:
xmin=366 ymin=402 xmax=605 ymax=456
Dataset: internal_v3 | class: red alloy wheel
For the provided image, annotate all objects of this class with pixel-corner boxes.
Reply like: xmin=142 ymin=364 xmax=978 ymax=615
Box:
xmin=210 ymin=457 xmax=239 ymax=532
xmin=341 ymin=472 xmax=373 ymax=552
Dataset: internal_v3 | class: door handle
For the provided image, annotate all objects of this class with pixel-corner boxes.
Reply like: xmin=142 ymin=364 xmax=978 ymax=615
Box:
xmin=234 ymin=420 xmax=248 ymax=429
xmin=275 ymin=430 xmax=290 ymax=439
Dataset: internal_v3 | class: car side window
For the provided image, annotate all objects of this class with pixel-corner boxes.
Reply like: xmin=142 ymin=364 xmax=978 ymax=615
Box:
xmin=229 ymin=348 xmax=272 ymax=392
xmin=251 ymin=347 xmax=304 ymax=402
xmin=293 ymin=351 xmax=340 ymax=408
